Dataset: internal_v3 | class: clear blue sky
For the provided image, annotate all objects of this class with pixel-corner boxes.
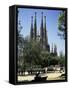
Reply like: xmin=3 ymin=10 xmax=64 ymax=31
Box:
xmin=18 ymin=8 xmax=65 ymax=55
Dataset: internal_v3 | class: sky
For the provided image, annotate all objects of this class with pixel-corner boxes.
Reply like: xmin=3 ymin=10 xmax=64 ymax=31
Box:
xmin=18 ymin=8 xmax=65 ymax=55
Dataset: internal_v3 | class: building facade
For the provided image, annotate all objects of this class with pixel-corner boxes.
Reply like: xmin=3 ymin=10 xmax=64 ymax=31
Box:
xmin=30 ymin=12 xmax=57 ymax=55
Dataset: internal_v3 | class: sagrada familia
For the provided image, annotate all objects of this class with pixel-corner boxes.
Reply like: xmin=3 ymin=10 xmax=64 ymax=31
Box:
xmin=30 ymin=12 xmax=57 ymax=56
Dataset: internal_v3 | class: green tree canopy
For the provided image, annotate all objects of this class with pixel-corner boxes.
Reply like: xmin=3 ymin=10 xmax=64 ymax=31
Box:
xmin=58 ymin=11 xmax=66 ymax=39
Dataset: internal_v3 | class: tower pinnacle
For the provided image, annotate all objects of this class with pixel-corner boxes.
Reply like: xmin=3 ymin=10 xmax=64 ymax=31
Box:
xmin=54 ymin=44 xmax=57 ymax=55
xmin=44 ymin=16 xmax=48 ymax=46
xmin=30 ymin=16 xmax=33 ymax=40
xmin=34 ymin=12 xmax=37 ymax=40
xmin=40 ymin=12 xmax=43 ymax=47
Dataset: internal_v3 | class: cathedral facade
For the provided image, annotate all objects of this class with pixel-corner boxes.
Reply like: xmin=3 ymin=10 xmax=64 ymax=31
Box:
xmin=30 ymin=12 xmax=57 ymax=55
xmin=30 ymin=12 xmax=50 ymax=52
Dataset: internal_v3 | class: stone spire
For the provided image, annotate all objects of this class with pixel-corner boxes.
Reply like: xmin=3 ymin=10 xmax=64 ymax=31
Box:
xmin=51 ymin=43 xmax=53 ymax=53
xmin=44 ymin=16 xmax=48 ymax=46
xmin=54 ymin=44 xmax=57 ymax=55
xmin=30 ymin=16 xmax=33 ymax=40
xmin=34 ymin=12 xmax=37 ymax=40
xmin=44 ymin=16 xmax=50 ymax=52
xmin=40 ymin=12 xmax=43 ymax=46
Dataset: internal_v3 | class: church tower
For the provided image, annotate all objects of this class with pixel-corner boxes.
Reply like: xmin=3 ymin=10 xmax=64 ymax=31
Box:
xmin=40 ymin=12 xmax=50 ymax=52
xmin=43 ymin=16 xmax=50 ymax=52
xmin=30 ymin=16 xmax=33 ymax=40
xmin=34 ymin=12 xmax=37 ymax=40
xmin=51 ymin=43 xmax=54 ymax=53
xmin=40 ymin=12 xmax=44 ymax=47
xmin=54 ymin=44 xmax=57 ymax=56
xmin=44 ymin=16 xmax=48 ymax=49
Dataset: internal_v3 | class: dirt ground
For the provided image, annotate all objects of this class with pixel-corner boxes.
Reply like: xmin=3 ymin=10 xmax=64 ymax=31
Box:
xmin=17 ymin=71 xmax=65 ymax=81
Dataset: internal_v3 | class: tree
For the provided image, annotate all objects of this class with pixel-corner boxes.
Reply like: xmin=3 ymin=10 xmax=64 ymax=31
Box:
xmin=40 ymin=51 xmax=49 ymax=67
xmin=58 ymin=52 xmax=65 ymax=67
xmin=23 ymin=40 xmax=41 ymax=70
xmin=17 ymin=10 xmax=25 ymax=74
xmin=58 ymin=11 xmax=66 ymax=39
